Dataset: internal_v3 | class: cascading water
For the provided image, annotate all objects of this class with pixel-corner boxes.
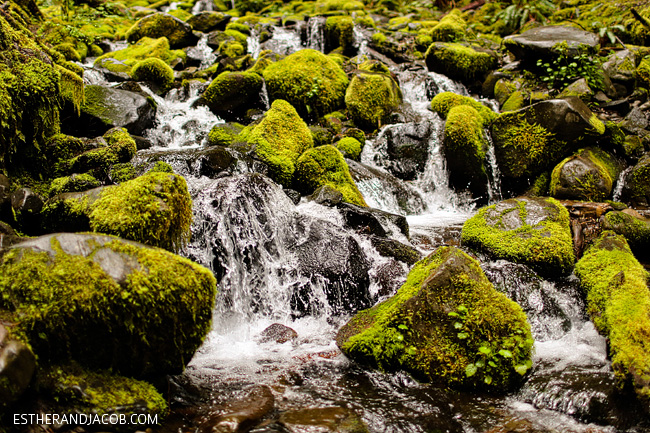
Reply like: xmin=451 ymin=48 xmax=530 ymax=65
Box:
xmin=307 ymin=16 xmax=326 ymax=52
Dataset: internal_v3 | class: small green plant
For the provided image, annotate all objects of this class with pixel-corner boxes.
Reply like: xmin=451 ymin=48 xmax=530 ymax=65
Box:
xmin=591 ymin=21 xmax=626 ymax=45
xmin=394 ymin=323 xmax=418 ymax=356
xmin=494 ymin=0 xmax=556 ymax=34
xmin=535 ymin=43 xmax=604 ymax=91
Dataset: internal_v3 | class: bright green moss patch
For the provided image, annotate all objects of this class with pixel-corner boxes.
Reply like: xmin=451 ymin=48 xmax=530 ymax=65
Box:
xmin=0 ymin=233 xmax=216 ymax=377
xmin=94 ymin=37 xmax=186 ymax=69
xmin=345 ymin=67 xmax=402 ymax=131
xmin=602 ymin=211 xmax=650 ymax=253
xmin=131 ymin=58 xmax=175 ymax=90
xmin=125 ymin=12 xmax=196 ymax=48
xmin=89 ymin=172 xmax=192 ymax=252
xmin=262 ymin=49 xmax=349 ymax=119
xmin=110 ymin=162 xmax=137 ymax=183
xmin=337 ymin=246 xmax=533 ymax=391
xmin=574 ymin=232 xmax=650 ymax=403
xmin=325 ymin=15 xmax=355 ymax=55
xmin=461 ymin=197 xmax=575 ymax=277
xmin=294 ymin=145 xmax=366 ymax=207
xmin=247 ymin=99 xmax=314 ymax=187
xmin=430 ymin=91 xmax=497 ymax=123
xmin=49 ymin=173 xmax=101 ymax=197
xmin=56 ymin=64 xmax=84 ymax=115
xmin=335 ymin=137 xmax=363 ymax=161
xmin=425 ymin=43 xmax=497 ymax=84
xmin=429 ymin=10 xmax=466 ymax=42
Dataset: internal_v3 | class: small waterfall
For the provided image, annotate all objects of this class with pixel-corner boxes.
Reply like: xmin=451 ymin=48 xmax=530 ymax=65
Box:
xmin=612 ymin=166 xmax=632 ymax=202
xmin=247 ymin=27 xmax=261 ymax=59
xmin=485 ymin=132 xmax=502 ymax=203
xmin=353 ymin=24 xmax=368 ymax=57
xmin=260 ymin=79 xmax=270 ymax=110
xmin=307 ymin=16 xmax=326 ymax=52
xmin=187 ymin=33 xmax=217 ymax=69
xmin=142 ymin=82 xmax=223 ymax=149
xmin=162 ymin=1 xmax=179 ymax=12
xmin=260 ymin=26 xmax=303 ymax=56
xmin=191 ymin=0 xmax=213 ymax=14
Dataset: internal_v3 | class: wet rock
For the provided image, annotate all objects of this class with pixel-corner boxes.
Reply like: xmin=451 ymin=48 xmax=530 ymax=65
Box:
xmin=558 ymin=78 xmax=594 ymax=101
xmin=503 ymin=26 xmax=600 ymax=63
xmin=309 ymin=185 xmax=344 ymax=205
xmin=11 ymin=187 xmax=43 ymax=234
xmin=374 ymin=120 xmax=434 ymax=181
xmin=187 ymin=11 xmax=231 ymax=33
xmin=0 ymin=331 xmax=36 ymax=407
xmin=65 ymin=85 xmax=156 ymax=137
xmin=369 ymin=236 xmax=421 ymax=265
xmin=200 ymin=71 xmax=265 ymax=122
xmin=283 ymin=188 xmax=301 ymax=205
xmin=126 ymin=12 xmax=198 ymax=48
xmin=620 ymin=106 xmax=649 ymax=136
xmin=278 ymin=407 xmax=369 ymax=433
xmin=258 ymin=324 xmax=298 ymax=344
xmin=0 ymin=174 xmax=12 ymax=224
xmin=603 ymin=49 xmax=637 ymax=84
xmin=621 ymin=153 xmax=650 ymax=207
xmin=462 ymin=197 xmax=575 ymax=277
xmin=337 ymin=246 xmax=533 ymax=391
xmin=0 ymin=232 xmax=216 ymax=376
xmin=202 ymin=385 xmax=275 ymax=433
xmin=336 ymin=202 xmax=409 ymax=238
xmin=0 ymin=221 xmax=21 ymax=250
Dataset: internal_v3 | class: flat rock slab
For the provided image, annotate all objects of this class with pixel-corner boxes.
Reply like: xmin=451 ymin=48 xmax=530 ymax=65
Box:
xmin=504 ymin=25 xmax=599 ymax=61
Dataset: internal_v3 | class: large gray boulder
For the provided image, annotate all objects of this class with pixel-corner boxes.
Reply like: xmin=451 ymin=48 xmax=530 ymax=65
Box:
xmin=503 ymin=25 xmax=600 ymax=62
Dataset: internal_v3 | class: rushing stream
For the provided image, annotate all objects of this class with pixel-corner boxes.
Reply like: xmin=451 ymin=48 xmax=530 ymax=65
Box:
xmin=117 ymin=23 xmax=650 ymax=433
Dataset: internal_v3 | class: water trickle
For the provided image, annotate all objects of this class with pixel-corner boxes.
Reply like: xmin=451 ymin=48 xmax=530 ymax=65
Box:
xmin=142 ymin=82 xmax=223 ymax=149
xmin=247 ymin=27 xmax=261 ymax=59
xmin=191 ymin=0 xmax=213 ymax=14
xmin=260 ymin=79 xmax=270 ymax=110
xmin=307 ymin=16 xmax=326 ymax=52
xmin=485 ymin=132 xmax=502 ymax=203
xmin=260 ymin=26 xmax=303 ymax=56
xmin=612 ymin=166 xmax=632 ymax=202
xmin=187 ymin=33 xmax=217 ymax=69
xmin=353 ymin=24 xmax=368 ymax=57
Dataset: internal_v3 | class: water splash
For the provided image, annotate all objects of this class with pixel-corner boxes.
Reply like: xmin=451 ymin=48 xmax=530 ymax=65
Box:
xmin=612 ymin=166 xmax=632 ymax=202
xmin=187 ymin=33 xmax=217 ymax=69
xmin=247 ymin=27 xmax=261 ymax=59
xmin=260 ymin=26 xmax=303 ymax=55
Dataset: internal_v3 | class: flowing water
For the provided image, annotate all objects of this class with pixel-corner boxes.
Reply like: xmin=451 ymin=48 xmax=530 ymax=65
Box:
xmin=114 ymin=25 xmax=650 ymax=432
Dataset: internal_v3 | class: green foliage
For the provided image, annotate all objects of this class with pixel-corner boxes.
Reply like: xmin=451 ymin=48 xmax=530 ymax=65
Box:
xmin=494 ymin=0 xmax=556 ymax=34
xmin=535 ymin=44 xmax=604 ymax=91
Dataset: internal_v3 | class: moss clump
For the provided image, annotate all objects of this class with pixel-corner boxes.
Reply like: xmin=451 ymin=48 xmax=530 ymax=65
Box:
xmin=425 ymin=43 xmax=497 ymax=84
xmin=262 ymin=49 xmax=349 ymax=120
xmin=429 ymin=10 xmax=466 ymax=42
xmin=461 ymin=197 xmax=575 ymax=277
xmin=501 ymin=90 xmax=525 ymax=112
xmin=202 ymin=71 xmax=263 ymax=121
xmin=335 ymin=137 xmax=363 ymax=161
xmin=345 ymin=64 xmax=402 ymax=131
xmin=147 ymin=161 xmax=174 ymax=174
xmin=574 ymin=231 xmax=650 ymax=403
xmin=294 ymin=145 xmax=366 ymax=207
xmin=636 ymin=55 xmax=650 ymax=89
xmin=109 ymin=162 xmax=137 ymax=183
xmin=0 ymin=233 xmax=216 ymax=377
xmin=325 ymin=15 xmax=355 ymax=55
xmin=56 ymin=64 xmax=84 ymax=115
xmin=40 ymin=189 xmax=98 ymax=233
xmin=40 ymin=363 xmax=167 ymax=419
xmin=89 ymin=172 xmax=192 ymax=252
xmin=208 ymin=123 xmax=244 ymax=147
xmin=337 ymin=246 xmax=533 ymax=391
xmin=246 ymin=99 xmax=314 ymax=187
xmin=94 ymin=37 xmax=186 ymax=70
xmin=430 ymin=91 xmax=497 ymax=124
xmin=443 ymin=105 xmax=488 ymax=198
xmin=490 ymin=112 xmax=565 ymax=179
xmin=601 ymin=211 xmax=650 ymax=253
xmin=44 ymin=134 xmax=85 ymax=175
xmin=131 ymin=58 xmax=175 ymax=90
xmin=49 ymin=173 xmax=101 ymax=197
xmin=67 ymin=128 xmax=136 ymax=180
xmin=125 ymin=12 xmax=196 ymax=49
xmin=622 ymin=154 xmax=650 ymax=207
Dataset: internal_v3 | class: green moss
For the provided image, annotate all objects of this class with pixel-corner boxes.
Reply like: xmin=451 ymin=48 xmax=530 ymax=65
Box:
xmin=425 ymin=43 xmax=497 ymax=84
xmin=94 ymin=37 xmax=186 ymax=69
xmin=501 ymin=90 xmax=525 ymax=112
xmin=208 ymin=123 xmax=244 ymax=146
xmin=549 ymin=147 xmax=620 ymax=201
xmin=636 ymin=55 xmax=650 ymax=88
xmin=54 ymin=42 xmax=81 ymax=62
xmin=430 ymin=10 xmax=466 ymax=42
xmin=574 ymin=231 xmax=650 ymax=403
xmin=461 ymin=197 xmax=575 ymax=277
xmin=490 ymin=112 xmax=565 ymax=179
xmin=262 ymin=49 xmax=349 ymax=120
xmin=41 ymin=191 xmax=95 ymax=233
xmin=247 ymin=99 xmax=314 ymax=187
xmin=602 ymin=211 xmax=650 ymax=253
xmin=325 ymin=15 xmax=355 ymax=55
xmin=345 ymin=67 xmax=402 ymax=131
xmin=430 ymin=91 xmax=497 ymax=124
xmin=131 ymin=58 xmax=175 ymax=90
xmin=110 ymin=162 xmax=137 ymax=183
xmin=225 ymin=21 xmax=250 ymax=35
xmin=40 ymin=363 xmax=167 ymax=418
xmin=0 ymin=233 xmax=216 ymax=376
xmin=89 ymin=171 xmax=192 ymax=252
xmin=337 ymin=246 xmax=533 ymax=391
xmin=294 ymin=145 xmax=366 ymax=207
xmin=146 ymin=161 xmax=174 ymax=174
xmin=125 ymin=12 xmax=196 ymax=48
xmin=49 ymin=173 xmax=101 ymax=196
xmin=202 ymin=71 xmax=263 ymax=119
xmin=335 ymin=137 xmax=363 ymax=161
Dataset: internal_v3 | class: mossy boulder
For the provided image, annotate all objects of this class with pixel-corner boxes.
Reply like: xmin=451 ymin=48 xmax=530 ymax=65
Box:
xmin=0 ymin=232 xmax=216 ymax=377
xmin=325 ymin=15 xmax=355 ymax=55
xmin=622 ymin=153 xmax=650 ymax=207
xmin=94 ymin=37 xmax=186 ymax=71
xmin=549 ymin=147 xmax=622 ymax=201
xmin=429 ymin=10 xmax=466 ymax=42
xmin=49 ymin=173 xmax=101 ymax=197
xmin=68 ymin=128 xmax=137 ymax=179
xmin=208 ymin=122 xmax=244 ymax=146
xmin=262 ymin=49 xmax=349 ymax=119
xmin=201 ymin=71 xmax=264 ymax=121
xmin=39 ymin=363 xmax=167 ymax=421
xmin=126 ymin=12 xmax=198 ymax=49
xmin=131 ymin=58 xmax=175 ymax=91
xmin=443 ymin=105 xmax=489 ymax=199
xmin=89 ymin=171 xmax=192 ymax=252
xmin=490 ymin=98 xmax=605 ymax=179
xmin=430 ymin=91 xmax=497 ymax=123
xmin=601 ymin=210 xmax=650 ymax=254
xmin=335 ymin=137 xmax=363 ymax=161
xmin=461 ymin=197 xmax=575 ymax=277
xmin=244 ymin=99 xmax=314 ymax=187
xmin=40 ymin=188 xmax=102 ymax=233
xmin=574 ymin=231 xmax=650 ymax=404
xmin=294 ymin=145 xmax=366 ymax=207
xmin=345 ymin=64 xmax=402 ymax=131
xmin=337 ymin=246 xmax=533 ymax=391
xmin=186 ymin=11 xmax=230 ymax=33
xmin=425 ymin=43 xmax=497 ymax=85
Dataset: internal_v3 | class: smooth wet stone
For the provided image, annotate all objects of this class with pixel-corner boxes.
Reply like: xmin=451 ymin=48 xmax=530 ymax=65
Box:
xmin=503 ymin=25 xmax=600 ymax=62
xmin=258 ymin=323 xmax=298 ymax=344
xmin=201 ymin=385 xmax=275 ymax=433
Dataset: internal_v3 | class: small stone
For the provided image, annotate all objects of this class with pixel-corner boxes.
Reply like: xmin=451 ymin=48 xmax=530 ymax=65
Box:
xmin=258 ymin=323 xmax=298 ymax=344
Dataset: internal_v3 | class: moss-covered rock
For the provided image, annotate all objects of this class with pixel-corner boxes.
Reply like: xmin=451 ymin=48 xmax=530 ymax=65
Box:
xmin=325 ymin=15 xmax=355 ymax=55
xmin=208 ymin=122 xmax=244 ymax=146
xmin=501 ymin=90 xmax=525 ymax=112
xmin=335 ymin=137 xmax=363 ymax=161
xmin=94 ymin=37 xmax=186 ymax=71
xmin=429 ymin=10 xmax=466 ymax=42
xmin=574 ymin=231 xmax=650 ymax=404
xmin=262 ymin=49 xmax=349 ymax=119
xmin=49 ymin=173 xmax=101 ymax=197
xmin=294 ymin=145 xmax=366 ymax=207
xmin=430 ymin=91 xmax=497 ymax=123
xmin=39 ymin=363 xmax=167 ymax=420
xmin=622 ymin=153 xmax=650 ymax=207
xmin=186 ymin=11 xmax=230 ymax=33
xmin=44 ymin=134 xmax=85 ymax=176
xmin=131 ymin=58 xmax=175 ymax=91
xmin=490 ymin=98 xmax=605 ymax=179
xmin=0 ymin=232 xmax=216 ymax=377
xmin=109 ymin=162 xmax=137 ymax=184
xmin=601 ymin=210 xmax=650 ymax=254
xmin=345 ymin=62 xmax=402 ymax=131
xmin=40 ymin=188 xmax=101 ymax=233
xmin=126 ymin=12 xmax=198 ymax=49
xmin=89 ymin=171 xmax=192 ymax=252
xmin=244 ymin=99 xmax=314 ymax=187
xmin=68 ymin=128 xmax=137 ymax=179
xmin=56 ymin=64 xmax=85 ymax=115
xmin=549 ymin=147 xmax=622 ymax=201
xmin=443 ymin=105 xmax=489 ymax=199
xmin=202 ymin=71 xmax=264 ymax=121
xmin=461 ymin=197 xmax=575 ymax=277
xmin=337 ymin=246 xmax=533 ymax=391
xmin=425 ymin=43 xmax=497 ymax=85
